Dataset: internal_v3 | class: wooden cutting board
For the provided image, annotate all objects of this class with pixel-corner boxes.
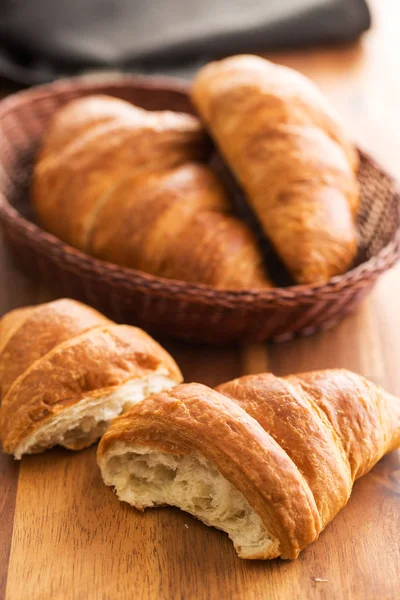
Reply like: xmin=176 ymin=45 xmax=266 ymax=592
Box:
xmin=1 ymin=231 xmax=400 ymax=600
xmin=1 ymin=2 xmax=400 ymax=597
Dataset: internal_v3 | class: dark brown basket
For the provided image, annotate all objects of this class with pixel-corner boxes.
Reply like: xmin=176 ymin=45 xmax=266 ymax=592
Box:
xmin=0 ymin=75 xmax=399 ymax=344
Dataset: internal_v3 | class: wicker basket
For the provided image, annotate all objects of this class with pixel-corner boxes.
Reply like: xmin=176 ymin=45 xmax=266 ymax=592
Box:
xmin=0 ymin=75 xmax=399 ymax=344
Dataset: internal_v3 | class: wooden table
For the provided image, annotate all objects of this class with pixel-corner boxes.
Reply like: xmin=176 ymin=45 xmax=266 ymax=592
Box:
xmin=1 ymin=2 xmax=399 ymax=599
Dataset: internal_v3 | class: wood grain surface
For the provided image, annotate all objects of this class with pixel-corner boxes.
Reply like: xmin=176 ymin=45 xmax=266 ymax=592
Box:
xmin=1 ymin=1 xmax=400 ymax=598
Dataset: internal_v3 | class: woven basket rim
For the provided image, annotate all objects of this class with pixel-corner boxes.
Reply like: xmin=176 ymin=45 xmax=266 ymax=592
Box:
xmin=0 ymin=74 xmax=399 ymax=309
xmin=0 ymin=73 xmax=191 ymax=117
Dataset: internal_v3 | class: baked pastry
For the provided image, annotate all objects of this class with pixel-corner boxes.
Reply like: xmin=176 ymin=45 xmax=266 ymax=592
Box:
xmin=192 ymin=54 xmax=360 ymax=284
xmin=97 ymin=369 xmax=400 ymax=560
xmin=0 ymin=299 xmax=182 ymax=458
xmin=33 ymin=95 xmax=271 ymax=289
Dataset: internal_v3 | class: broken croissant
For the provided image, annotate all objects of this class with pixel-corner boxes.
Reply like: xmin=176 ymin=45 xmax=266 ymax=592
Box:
xmin=97 ymin=369 xmax=400 ymax=560
xmin=0 ymin=299 xmax=182 ymax=458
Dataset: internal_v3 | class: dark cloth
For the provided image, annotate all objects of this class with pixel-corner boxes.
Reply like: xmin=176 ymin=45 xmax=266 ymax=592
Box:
xmin=0 ymin=0 xmax=371 ymax=85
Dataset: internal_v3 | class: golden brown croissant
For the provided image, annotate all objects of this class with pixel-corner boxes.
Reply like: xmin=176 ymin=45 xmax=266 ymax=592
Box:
xmin=33 ymin=95 xmax=271 ymax=289
xmin=191 ymin=55 xmax=360 ymax=284
xmin=97 ymin=369 xmax=400 ymax=560
xmin=0 ymin=299 xmax=182 ymax=458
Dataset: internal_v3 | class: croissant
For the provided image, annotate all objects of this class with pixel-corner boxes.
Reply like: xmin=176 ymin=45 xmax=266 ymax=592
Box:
xmin=33 ymin=95 xmax=271 ymax=289
xmin=97 ymin=369 xmax=400 ymax=560
xmin=191 ymin=55 xmax=360 ymax=284
xmin=0 ymin=299 xmax=182 ymax=458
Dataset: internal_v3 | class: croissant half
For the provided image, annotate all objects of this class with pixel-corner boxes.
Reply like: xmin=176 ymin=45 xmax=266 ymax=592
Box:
xmin=0 ymin=299 xmax=182 ymax=458
xmin=191 ymin=55 xmax=360 ymax=284
xmin=97 ymin=370 xmax=400 ymax=559
xmin=33 ymin=95 xmax=271 ymax=289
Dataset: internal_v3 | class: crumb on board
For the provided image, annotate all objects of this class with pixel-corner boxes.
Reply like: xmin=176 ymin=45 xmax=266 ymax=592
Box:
xmin=313 ymin=578 xmax=329 ymax=583
xmin=184 ymin=524 xmax=189 ymax=529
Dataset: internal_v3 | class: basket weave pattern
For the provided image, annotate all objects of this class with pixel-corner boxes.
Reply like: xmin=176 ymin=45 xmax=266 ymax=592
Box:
xmin=0 ymin=76 xmax=399 ymax=343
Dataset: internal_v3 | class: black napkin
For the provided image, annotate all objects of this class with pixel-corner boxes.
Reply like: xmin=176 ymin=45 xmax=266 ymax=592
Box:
xmin=0 ymin=0 xmax=371 ymax=85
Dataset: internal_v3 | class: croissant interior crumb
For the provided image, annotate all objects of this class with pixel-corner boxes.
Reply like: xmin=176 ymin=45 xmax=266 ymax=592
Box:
xmin=14 ymin=374 xmax=175 ymax=459
xmin=100 ymin=444 xmax=279 ymax=559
